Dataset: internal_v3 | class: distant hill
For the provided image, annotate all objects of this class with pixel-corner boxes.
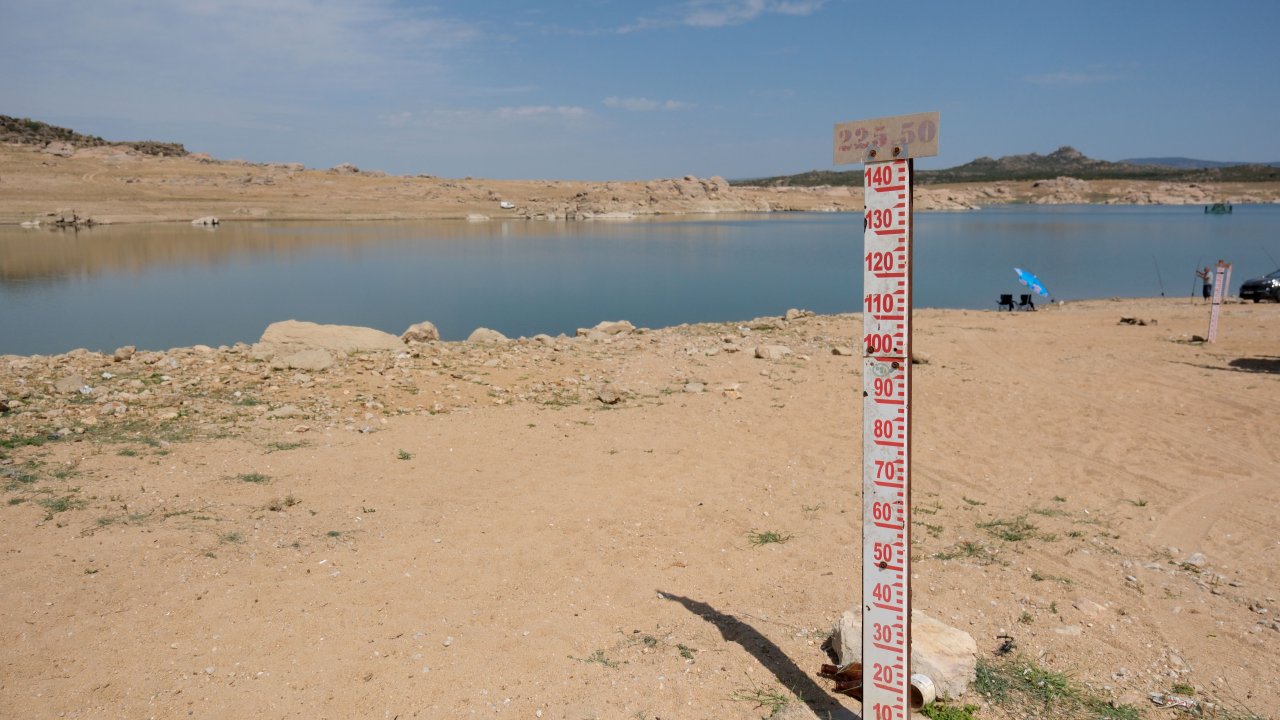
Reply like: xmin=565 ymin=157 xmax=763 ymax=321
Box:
xmin=1121 ymin=156 xmax=1280 ymax=169
xmin=0 ymin=115 xmax=186 ymax=157
xmin=736 ymin=146 xmax=1280 ymax=187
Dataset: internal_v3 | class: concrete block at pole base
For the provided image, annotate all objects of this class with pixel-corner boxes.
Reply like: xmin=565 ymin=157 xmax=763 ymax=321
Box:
xmin=830 ymin=608 xmax=977 ymax=701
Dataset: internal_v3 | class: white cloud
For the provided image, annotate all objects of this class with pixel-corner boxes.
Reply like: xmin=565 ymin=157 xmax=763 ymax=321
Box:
xmin=604 ymin=97 xmax=693 ymax=111
xmin=496 ymin=105 xmax=589 ymax=121
xmin=1024 ymin=70 xmax=1122 ymax=86
xmin=0 ymin=0 xmax=483 ymax=122
xmin=682 ymin=0 xmax=826 ymax=28
xmin=615 ymin=0 xmax=825 ymax=33
xmin=378 ymin=111 xmax=414 ymax=127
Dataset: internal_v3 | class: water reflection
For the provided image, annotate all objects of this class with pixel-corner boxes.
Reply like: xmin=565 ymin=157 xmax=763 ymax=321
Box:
xmin=1 ymin=206 xmax=1277 ymax=355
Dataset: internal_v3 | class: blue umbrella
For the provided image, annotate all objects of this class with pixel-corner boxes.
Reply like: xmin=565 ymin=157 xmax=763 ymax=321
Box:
xmin=1015 ymin=268 xmax=1050 ymax=299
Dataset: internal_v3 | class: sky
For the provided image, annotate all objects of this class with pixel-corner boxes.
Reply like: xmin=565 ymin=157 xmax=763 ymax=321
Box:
xmin=3 ymin=0 xmax=1279 ymax=180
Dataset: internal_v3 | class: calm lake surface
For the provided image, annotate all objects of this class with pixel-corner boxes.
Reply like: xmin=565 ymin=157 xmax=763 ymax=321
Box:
xmin=2 ymin=205 xmax=1278 ymax=355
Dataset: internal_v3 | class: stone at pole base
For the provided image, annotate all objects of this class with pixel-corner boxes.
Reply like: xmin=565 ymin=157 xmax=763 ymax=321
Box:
xmin=829 ymin=608 xmax=978 ymax=701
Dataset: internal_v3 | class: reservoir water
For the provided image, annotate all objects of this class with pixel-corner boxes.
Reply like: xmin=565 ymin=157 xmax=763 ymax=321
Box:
xmin=2 ymin=204 xmax=1278 ymax=356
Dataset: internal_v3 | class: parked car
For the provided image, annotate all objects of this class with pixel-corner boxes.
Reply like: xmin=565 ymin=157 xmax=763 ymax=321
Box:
xmin=1240 ymin=269 xmax=1280 ymax=302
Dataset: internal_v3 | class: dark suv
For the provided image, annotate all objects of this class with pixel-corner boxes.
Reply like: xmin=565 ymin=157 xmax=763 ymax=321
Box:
xmin=1240 ymin=269 xmax=1280 ymax=302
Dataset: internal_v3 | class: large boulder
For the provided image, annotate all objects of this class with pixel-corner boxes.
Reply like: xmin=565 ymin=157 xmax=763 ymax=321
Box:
xmin=53 ymin=374 xmax=88 ymax=394
xmin=754 ymin=345 xmax=792 ymax=360
xmin=401 ymin=321 xmax=441 ymax=343
xmin=576 ymin=320 xmax=635 ymax=337
xmin=259 ymin=320 xmax=403 ymax=354
xmin=829 ymin=609 xmax=977 ymax=701
xmin=42 ymin=141 xmax=75 ymax=157
xmin=280 ymin=348 xmax=335 ymax=371
xmin=467 ymin=327 xmax=508 ymax=344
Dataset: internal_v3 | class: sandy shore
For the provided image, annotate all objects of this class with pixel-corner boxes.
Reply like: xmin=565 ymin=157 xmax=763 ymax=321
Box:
xmin=4 ymin=143 xmax=1280 ymax=225
xmin=1 ymin=298 xmax=1277 ymax=718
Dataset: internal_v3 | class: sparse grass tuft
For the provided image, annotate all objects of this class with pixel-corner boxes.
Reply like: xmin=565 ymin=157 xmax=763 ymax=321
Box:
xmin=747 ymin=530 xmax=793 ymax=547
xmin=677 ymin=643 xmax=695 ymax=660
xmin=570 ymin=649 xmax=619 ymax=669
xmin=236 ymin=472 xmax=270 ymax=484
xmin=933 ymin=541 xmax=997 ymax=564
xmin=0 ymin=434 xmax=47 ymax=450
xmin=730 ymin=686 xmax=791 ymax=717
xmin=962 ymin=496 xmax=986 ymax=506
xmin=266 ymin=440 xmax=309 ymax=453
xmin=978 ymin=516 xmax=1039 ymax=543
xmin=219 ymin=532 xmax=243 ymax=544
xmin=921 ymin=702 xmax=980 ymax=720
xmin=1128 ymin=498 xmax=1148 ymax=507
xmin=976 ymin=655 xmax=1143 ymax=719
xmin=397 ymin=449 xmax=412 ymax=460
xmin=266 ymin=494 xmax=301 ymax=512
xmin=40 ymin=495 xmax=86 ymax=514
xmin=117 ymin=448 xmax=138 ymax=457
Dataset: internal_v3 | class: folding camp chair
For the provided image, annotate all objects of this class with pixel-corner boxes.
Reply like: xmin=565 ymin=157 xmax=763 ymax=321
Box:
xmin=997 ymin=294 xmax=1015 ymax=311
xmin=1017 ymin=294 xmax=1036 ymax=311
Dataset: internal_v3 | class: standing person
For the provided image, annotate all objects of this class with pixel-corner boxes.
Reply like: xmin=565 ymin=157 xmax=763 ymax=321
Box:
xmin=1197 ymin=265 xmax=1212 ymax=300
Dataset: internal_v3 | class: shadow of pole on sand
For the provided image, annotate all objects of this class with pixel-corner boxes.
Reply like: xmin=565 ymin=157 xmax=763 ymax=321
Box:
xmin=659 ymin=591 xmax=860 ymax=720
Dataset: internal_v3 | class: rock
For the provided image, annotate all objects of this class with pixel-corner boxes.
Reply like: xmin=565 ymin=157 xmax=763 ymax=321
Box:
xmin=260 ymin=320 xmax=403 ymax=354
xmin=597 ymin=387 xmax=621 ymax=405
xmin=831 ymin=347 xmax=855 ymax=356
xmin=113 ymin=345 xmax=136 ymax=362
xmin=42 ymin=141 xmax=75 ymax=157
xmin=783 ymin=308 xmax=813 ymax=322
xmin=265 ymin=404 xmax=307 ymax=419
xmin=754 ymin=345 xmax=792 ymax=361
xmin=722 ymin=384 xmax=742 ymax=400
xmin=591 ymin=320 xmax=635 ymax=336
xmin=912 ymin=351 xmax=931 ymax=365
xmin=683 ymin=382 xmax=705 ymax=394
xmin=53 ymin=374 xmax=87 ymax=394
xmin=467 ymin=328 xmax=508 ymax=344
xmin=830 ymin=609 xmax=977 ymax=701
xmin=1183 ymin=553 xmax=1207 ymax=568
xmin=401 ymin=321 xmax=441 ymax=343
xmin=99 ymin=401 xmax=127 ymax=416
xmin=466 ymin=214 xmax=491 ymax=222
xmin=191 ymin=216 xmax=220 ymax=226
xmin=329 ymin=163 xmax=360 ymax=174
xmin=1072 ymin=597 xmax=1107 ymax=618
xmin=281 ymin=349 xmax=334 ymax=372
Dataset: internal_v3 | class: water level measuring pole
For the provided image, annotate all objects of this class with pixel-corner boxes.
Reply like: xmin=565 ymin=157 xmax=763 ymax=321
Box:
xmin=834 ymin=111 xmax=939 ymax=718
xmin=1207 ymin=259 xmax=1231 ymax=342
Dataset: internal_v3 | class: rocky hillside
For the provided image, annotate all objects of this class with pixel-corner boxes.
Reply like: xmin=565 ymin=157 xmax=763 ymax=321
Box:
xmin=0 ymin=115 xmax=186 ymax=157
xmin=739 ymin=146 xmax=1280 ymax=187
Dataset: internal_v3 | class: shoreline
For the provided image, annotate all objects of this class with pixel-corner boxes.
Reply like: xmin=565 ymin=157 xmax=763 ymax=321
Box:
xmin=0 ymin=295 xmax=1250 ymax=361
xmin=4 ymin=144 xmax=1279 ymax=226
